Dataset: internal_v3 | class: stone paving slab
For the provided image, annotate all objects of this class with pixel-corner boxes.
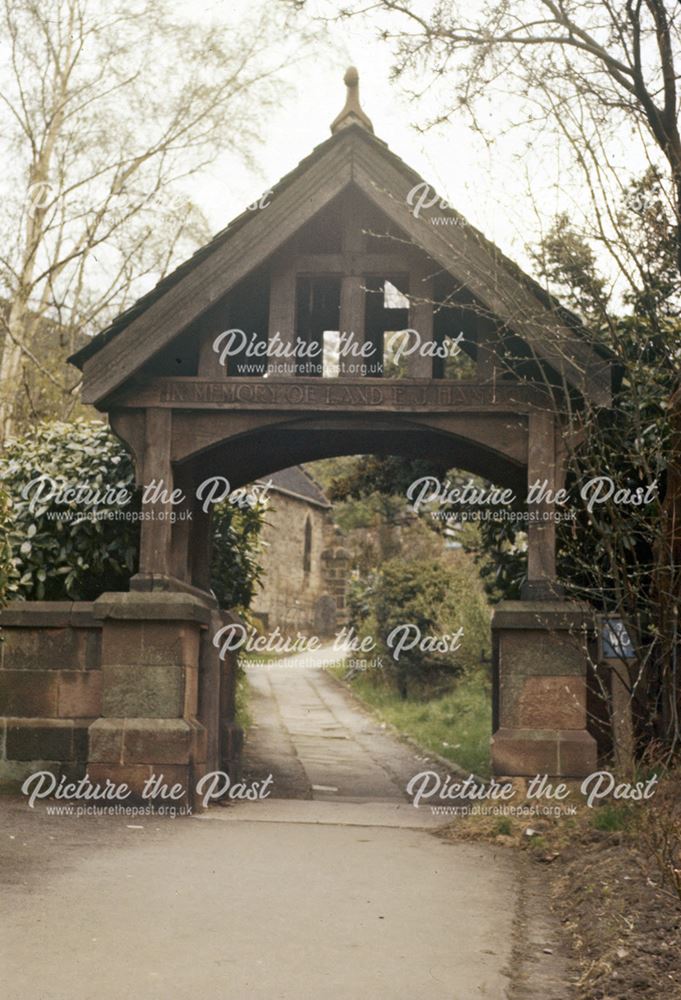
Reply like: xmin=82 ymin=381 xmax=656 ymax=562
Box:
xmin=200 ymin=797 xmax=450 ymax=829
xmin=242 ymin=653 xmax=457 ymax=804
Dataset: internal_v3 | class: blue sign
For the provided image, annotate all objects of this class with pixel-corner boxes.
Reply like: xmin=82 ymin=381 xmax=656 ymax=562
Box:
xmin=601 ymin=618 xmax=636 ymax=660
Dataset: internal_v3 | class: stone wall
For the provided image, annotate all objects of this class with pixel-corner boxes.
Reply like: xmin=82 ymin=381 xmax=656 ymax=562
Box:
xmin=320 ymin=532 xmax=351 ymax=632
xmin=252 ymin=494 xmax=349 ymax=636
xmin=0 ymin=596 xmax=243 ymax=798
xmin=0 ymin=602 xmax=102 ymax=788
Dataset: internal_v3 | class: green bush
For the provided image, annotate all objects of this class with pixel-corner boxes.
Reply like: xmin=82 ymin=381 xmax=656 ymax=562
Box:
xmin=0 ymin=420 xmax=138 ymax=600
xmin=0 ymin=485 xmax=14 ymax=605
xmin=372 ymin=554 xmax=491 ymax=697
xmin=591 ymin=803 xmax=634 ymax=832
xmin=0 ymin=419 xmax=264 ymax=609
xmin=210 ymin=501 xmax=264 ymax=613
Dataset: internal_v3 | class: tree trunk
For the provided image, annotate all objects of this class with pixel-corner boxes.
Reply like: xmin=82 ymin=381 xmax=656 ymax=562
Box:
xmin=0 ymin=302 xmax=29 ymax=444
xmin=654 ymin=385 xmax=681 ymax=749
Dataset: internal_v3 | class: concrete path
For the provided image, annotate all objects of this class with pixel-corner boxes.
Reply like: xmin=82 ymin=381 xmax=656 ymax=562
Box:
xmin=0 ymin=649 xmax=558 ymax=1000
xmin=1 ymin=800 xmax=518 ymax=1000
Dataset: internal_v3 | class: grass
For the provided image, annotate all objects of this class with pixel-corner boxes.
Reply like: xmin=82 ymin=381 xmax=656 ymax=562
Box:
xmin=330 ymin=665 xmax=492 ymax=777
xmin=234 ymin=669 xmax=252 ymax=731
xmin=234 ymin=655 xmax=258 ymax=731
xmin=592 ymin=802 xmax=636 ymax=832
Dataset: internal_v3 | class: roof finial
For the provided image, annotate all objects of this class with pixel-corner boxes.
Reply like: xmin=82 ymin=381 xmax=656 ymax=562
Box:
xmin=330 ymin=66 xmax=374 ymax=134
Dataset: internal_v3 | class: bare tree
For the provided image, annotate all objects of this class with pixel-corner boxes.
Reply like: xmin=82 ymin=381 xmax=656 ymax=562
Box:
xmin=0 ymin=0 xmax=308 ymax=441
xmin=325 ymin=1 xmax=680 ymax=264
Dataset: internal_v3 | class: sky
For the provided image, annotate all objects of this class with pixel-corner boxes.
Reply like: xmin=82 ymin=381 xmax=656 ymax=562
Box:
xmin=170 ymin=0 xmax=661 ymax=301
xmin=177 ymin=0 xmax=582 ymax=277
xmin=0 ymin=0 xmax=661 ymax=311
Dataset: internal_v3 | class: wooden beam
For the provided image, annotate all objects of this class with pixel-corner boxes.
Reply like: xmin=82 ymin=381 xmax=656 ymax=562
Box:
xmin=292 ymin=252 xmax=414 ymax=275
xmin=339 ymin=276 xmax=365 ymax=375
xmin=169 ymin=463 xmax=194 ymax=583
xmin=112 ymin=376 xmax=550 ymax=413
xmin=423 ymin=413 xmax=528 ymax=466
xmin=190 ymin=497 xmax=213 ymax=592
xmin=109 ymin=411 xmax=145 ymax=475
xmin=407 ymin=259 xmax=433 ymax=378
xmin=198 ymin=310 xmax=228 ymax=378
xmin=609 ymin=662 xmax=635 ymax=777
xmin=338 ymin=198 xmax=366 ymax=376
xmin=81 ymin=139 xmax=356 ymax=404
xmin=137 ymin=408 xmax=173 ymax=578
xmin=170 ymin=409 xmax=529 ymax=466
xmin=171 ymin=411 xmax=286 ymax=462
xmin=267 ymin=258 xmax=297 ymax=377
xmin=526 ymin=410 xmax=558 ymax=589
xmin=475 ymin=314 xmax=498 ymax=382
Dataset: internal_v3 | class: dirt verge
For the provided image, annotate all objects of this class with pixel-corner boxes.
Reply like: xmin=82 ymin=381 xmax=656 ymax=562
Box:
xmin=439 ymin=802 xmax=681 ymax=999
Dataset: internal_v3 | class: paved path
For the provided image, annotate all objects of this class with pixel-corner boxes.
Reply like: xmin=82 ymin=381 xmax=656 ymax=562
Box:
xmin=241 ymin=644 xmax=452 ymax=806
xmin=0 ymin=649 xmax=568 ymax=999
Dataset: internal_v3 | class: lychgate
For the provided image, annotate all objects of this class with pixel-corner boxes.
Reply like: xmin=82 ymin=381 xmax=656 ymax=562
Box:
xmin=0 ymin=69 xmax=612 ymax=796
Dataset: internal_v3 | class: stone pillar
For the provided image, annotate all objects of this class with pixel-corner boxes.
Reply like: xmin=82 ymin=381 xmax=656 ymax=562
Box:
xmin=88 ymin=591 xmax=212 ymax=803
xmin=491 ymin=601 xmax=597 ymax=777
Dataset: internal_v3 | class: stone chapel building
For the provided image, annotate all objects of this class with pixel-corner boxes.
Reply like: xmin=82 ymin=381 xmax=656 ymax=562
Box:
xmin=251 ymin=466 xmax=350 ymax=636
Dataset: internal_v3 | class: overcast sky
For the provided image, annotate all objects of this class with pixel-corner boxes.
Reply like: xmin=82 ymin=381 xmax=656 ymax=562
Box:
xmin=170 ymin=0 xmax=660 ymax=301
xmin=179 ymin=0 xmax=635 ymax=278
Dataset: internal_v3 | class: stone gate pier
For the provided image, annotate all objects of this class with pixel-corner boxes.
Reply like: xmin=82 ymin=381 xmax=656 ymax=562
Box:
xmin=492 ymin=602 xmax=596 ymax=776
xmin=87 ymin=592 xmax=211 ymax=795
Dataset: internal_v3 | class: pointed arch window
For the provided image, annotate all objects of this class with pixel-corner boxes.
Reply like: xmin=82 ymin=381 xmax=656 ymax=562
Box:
xmin=303 ymin=515 xmax=312 ymax=575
